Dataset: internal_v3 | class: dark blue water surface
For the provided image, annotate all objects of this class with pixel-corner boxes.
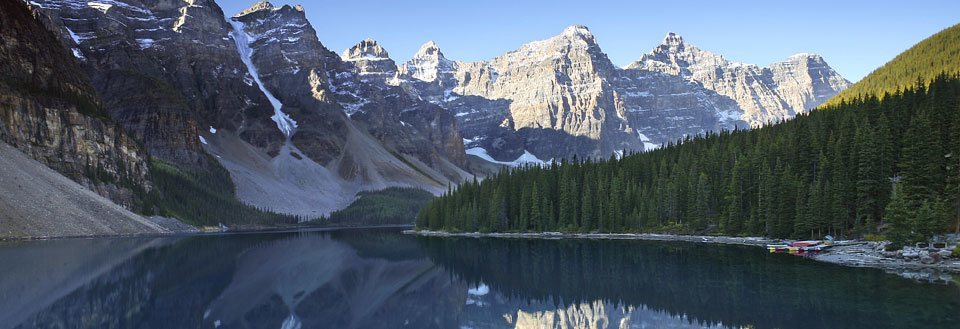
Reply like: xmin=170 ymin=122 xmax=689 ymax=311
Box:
xmin=0 ymin=228 xmax=957 ymax=329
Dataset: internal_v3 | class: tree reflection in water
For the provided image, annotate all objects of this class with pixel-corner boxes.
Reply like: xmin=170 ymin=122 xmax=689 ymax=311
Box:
xmin=417 ymin=236 xmax=960 ymax=329
xmin=1 ymin=229 xmax=958 ymax=329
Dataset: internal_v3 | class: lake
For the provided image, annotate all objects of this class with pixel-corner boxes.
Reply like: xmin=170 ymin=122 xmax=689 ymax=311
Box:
xmin=0 ymin=228 xmax=957 ymax=329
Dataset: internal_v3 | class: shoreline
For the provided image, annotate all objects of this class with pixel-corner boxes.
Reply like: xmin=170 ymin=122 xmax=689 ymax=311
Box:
xmin=405 ymin=230 xmax=960 ymax=279
xmin=0 ymin=224 xmax=414 ymax=242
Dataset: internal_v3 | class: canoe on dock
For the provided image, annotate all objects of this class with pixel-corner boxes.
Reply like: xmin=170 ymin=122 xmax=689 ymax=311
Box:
xmin=767 ymin=240 xmax=831 ymax=255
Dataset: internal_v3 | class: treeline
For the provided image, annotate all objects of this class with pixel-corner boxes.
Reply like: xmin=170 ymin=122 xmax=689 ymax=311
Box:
xmin=322 ymin=187 xmax=434 ymax=226
xmin=828 ymin=23 xmax=960 ymax=106
xmin=418 ymin=75 xmax=960 ymax=246
xmin=142 ymin=158 xmax=305 ymax=227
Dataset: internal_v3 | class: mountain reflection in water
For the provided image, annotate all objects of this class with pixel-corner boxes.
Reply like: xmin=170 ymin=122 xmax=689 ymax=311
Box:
xmin=0 ymin=228 xmax=957 ymax=329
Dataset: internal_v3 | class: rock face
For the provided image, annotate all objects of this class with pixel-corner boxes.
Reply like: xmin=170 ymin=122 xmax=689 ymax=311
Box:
xmin=0 ymin=0 xmax=150 ymax=207
xmin=205 ymin=2 xmax=470 ymax=216
xmin=0 ymin=1 xmax=186 ymax=238
xmin=342 ymin=39 xmax=398 ymax=79
xmin=629 ymin=32 xmax=851 ymax=127
xmin=447 ymin=25 xmax=641 ymax=160
xmin=383 ymin=26 xmax=756 ymax=161
xmin=30 ymin=0 xmax=285 ymax=170
xmin=13 ymin=0 xmax=850 ymax=218
xmin=23 ymin=0 xmax=472 ymax=218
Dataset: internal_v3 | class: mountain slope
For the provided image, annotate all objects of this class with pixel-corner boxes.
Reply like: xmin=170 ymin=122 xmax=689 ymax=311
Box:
xmin=417 ymin=26 xmax=960 ymax=240
xmin=30 ymin=0 xmax=285 ymax=171
xmin=0 ymin=0 xmax=185 ymax=239
xmin=11 ymin=0 xmax=853 ymax=228
xmin=629 ymin=33 xmax=851 ymax=126
xmin=369 ymin=26 xmax=762 ymax=162
xmin=0 ymin=144 xmax=170 ymax=239
xmin=0 ymin=0 xmax=152 ymax=208
xmin=826 ymin=23 xmax=960 ymax=105
xmin=23 ymin=0 xmax=473 ymax=221
xmin=204 ymin=2 xmax=470 ymax=217
xmin=384 ymin=27 xmax=845 ymax=162
xmin=419 ymin=75 xmax=960 ymax=240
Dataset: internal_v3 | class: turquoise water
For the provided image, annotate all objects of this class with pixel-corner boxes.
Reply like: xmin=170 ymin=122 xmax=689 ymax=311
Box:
xmin=0 ymin=228 xmax=957 ymax=328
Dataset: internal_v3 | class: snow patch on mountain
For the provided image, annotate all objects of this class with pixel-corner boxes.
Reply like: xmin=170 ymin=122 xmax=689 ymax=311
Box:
xmin=229 ymin=19 xmax=297 ymax=138
xmin=637 ymin=132 xmax=660 ymax=151
xmin=466 ymin=147 xmax=548 ymax=167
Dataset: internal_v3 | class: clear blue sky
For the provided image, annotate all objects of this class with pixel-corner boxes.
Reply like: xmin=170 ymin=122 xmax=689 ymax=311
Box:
xmin=221 ymin=0 xmax=960 ymax=82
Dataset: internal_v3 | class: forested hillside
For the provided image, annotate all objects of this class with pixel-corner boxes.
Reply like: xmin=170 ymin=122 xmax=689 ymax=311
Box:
xmin=827 ymin=24 xmax=960 ymax=106
xmin=324 ymin=188 xmax=434 ymax=226
xmin=143 ymin=159 xmax=303 ymax=227
xmin=418 ymin=75 xmax=960 ymax=247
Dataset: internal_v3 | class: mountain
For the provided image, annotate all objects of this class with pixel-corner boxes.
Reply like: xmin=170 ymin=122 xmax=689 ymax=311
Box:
xmin=348 ymin=26 xmax=738 ymax=162
xmin=0 ymin=0 xmax=176 ymax=238
xmin=22 ymin=0 xmax=472 ymax=221
xmin=30 ymin=0 xmax=284 ymax=171
xmin=628 ymin=32 xmax=851 ymax=126
xmin=7 ymin=0 xmax=851 ymax=231
xmin=370 ymin=26 xmax=846 ymax=162
xmin=826 ymin=23 xmax=960 ymax=105
xmin=224 ymin=2 xmax=469 ymax=217
xmin=417 ymin=27 xmax=960 ymax=243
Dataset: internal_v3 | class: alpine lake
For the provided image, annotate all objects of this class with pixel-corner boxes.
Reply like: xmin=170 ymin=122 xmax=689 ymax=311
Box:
xmin=1 ymin=228 xmax=958 ymax=329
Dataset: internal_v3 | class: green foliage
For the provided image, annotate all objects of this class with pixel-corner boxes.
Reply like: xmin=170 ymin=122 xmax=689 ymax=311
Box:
xmin=418 ymin=75 xmax=960 ymax=240
xmin=326 ymin=187 xmax=434 ymax=226
xmin=143 ymin=158 xmax=303 ymax=227
xmin=864 ymin=234 xmax=886 ymax=242
xmin=827 ymin=23 xmax=960 ymax=106
xmin=954 ymin=245 xmax=960 ymax=257
xmin=884 ymin=187 xmax=917 ymax=248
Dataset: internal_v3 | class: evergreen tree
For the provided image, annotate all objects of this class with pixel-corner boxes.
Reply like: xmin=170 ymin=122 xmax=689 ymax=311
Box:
xmin=855 ymin=120 xmax=883 ymax=233
xmin=416 ymin=75 xmax=960 ymax=245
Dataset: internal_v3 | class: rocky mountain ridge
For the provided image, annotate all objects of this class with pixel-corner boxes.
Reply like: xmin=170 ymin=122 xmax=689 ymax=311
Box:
xmin=0 ymin=0 xmax=186 ymax=238
xmin=345 ymin=27 xmax=848 ymax=162
xmin=0 ymin=0 xmax=151 ymax=207
xmin=15 ymin=0 xmax=472 ymax=220
xmin=351 ymin=26 xmax=779 ymax=161
xmin=6 ymin=0 xmax=850 ymax=227
xmin=216 ymin=2 xmax=469 ymax=217
xmin=629 ymin=32 xmax=851 ymax=126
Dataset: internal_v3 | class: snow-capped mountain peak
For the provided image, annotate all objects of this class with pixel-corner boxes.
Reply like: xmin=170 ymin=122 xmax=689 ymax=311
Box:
xmin=628 ymin=34 xmax=850 ymax=126
xmin=416 ymin=41 xmax=443 ymax=58
xmin=562 ymin=24 xmax=593 ymax=38
xmin=402 ymin=40 xmax=457 ymax=83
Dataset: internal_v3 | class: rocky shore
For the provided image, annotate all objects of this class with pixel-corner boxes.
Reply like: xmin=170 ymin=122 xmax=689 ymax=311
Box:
xmin=813 ymin=241 xmax=959 ymax=282
xmin=406 ymin=230 xmax=960 ymax=282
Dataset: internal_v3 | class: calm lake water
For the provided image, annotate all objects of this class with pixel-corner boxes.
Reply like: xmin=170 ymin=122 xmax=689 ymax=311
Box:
xmin=0 ymin=228 xmax=958 ymax=329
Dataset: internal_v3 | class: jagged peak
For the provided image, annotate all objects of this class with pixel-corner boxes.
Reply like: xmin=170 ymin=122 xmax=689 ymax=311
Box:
xmin=235 ymin=1 xmax=304 ymax=18
xmin=786 ymin=52 xmax=822 ymax=61
xmin=414 ymin=40 xmax=445 ymax=59
xmin=562 ymin=24 xmax=593 ymax=37
xmin=556 ymin=25 xmax=598 ymax=44
xmin=342 ymin=38 xmax=391 ymax=61
xmin=236 ymin=1 xmax=273 ymax=17
xmin=655 ymin=32 xmax=688 ymax=54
